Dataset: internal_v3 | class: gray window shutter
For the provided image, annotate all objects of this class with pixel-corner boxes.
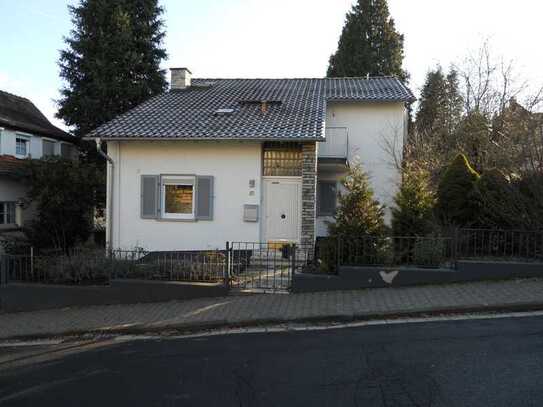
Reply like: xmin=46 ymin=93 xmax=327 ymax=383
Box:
xmin=141 ymin=175 xmax=160 ymax=219
xmin=317 ymin=181 xmax=337 ymax=216
xmin=196 ymin=176 xmax=213 ymax=220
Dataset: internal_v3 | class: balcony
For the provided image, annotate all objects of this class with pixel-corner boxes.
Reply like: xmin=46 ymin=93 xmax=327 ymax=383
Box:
xmin=319 ymin=127 xmax=348 ymax=158
xmin=318 ymin=127 xmax=348 ymax=172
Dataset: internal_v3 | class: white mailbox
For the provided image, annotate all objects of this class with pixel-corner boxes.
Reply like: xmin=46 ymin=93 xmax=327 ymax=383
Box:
xmin=243 ymin=204 xmax=259 ymax=222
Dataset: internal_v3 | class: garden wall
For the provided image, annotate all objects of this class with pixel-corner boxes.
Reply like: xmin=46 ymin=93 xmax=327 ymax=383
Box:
xmin=292 ymin=260 xmax=543 ymax=293
xmin=0 ymin=279 xmax=228 ymax=313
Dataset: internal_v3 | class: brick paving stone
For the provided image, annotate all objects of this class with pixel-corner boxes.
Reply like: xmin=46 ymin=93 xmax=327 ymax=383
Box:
xmin=2 ymin=279 xmax=543 ymax=339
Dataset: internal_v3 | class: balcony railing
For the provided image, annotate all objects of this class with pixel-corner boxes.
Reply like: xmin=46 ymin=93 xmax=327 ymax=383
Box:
xmin=318 ymin=127 xmax=348 ymax=159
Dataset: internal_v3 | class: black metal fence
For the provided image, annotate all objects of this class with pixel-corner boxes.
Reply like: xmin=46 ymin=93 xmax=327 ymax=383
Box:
xmin=313 ymin=235 xmax=456 ymax=273
xmin=228 ymin=242 xmax=313 ymax=291
xmin=0 ymin=248 xmax=227 ymax=286
xmin=111 ymin=249 xmax=226 ymax=282
xmin=456 ymin=229 xmax=543 ymax=262
xmin=1 ymin=229 xmax=541 ymax=287
xmin=314 ymin=228 xmax=543 ymax=274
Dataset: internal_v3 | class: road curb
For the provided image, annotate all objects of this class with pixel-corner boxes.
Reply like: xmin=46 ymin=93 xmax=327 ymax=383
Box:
xmin=4 ymin=301 xmax=543 ymax=342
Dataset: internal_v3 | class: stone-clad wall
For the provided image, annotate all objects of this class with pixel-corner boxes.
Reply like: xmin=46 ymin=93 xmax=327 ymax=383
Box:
xmin=301 ymin=142 xmax=317 ymax=247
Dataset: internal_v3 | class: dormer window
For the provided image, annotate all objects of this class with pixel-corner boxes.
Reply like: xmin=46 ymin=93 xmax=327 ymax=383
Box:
xmin=15 ymin=137 xmax=29 ymax=158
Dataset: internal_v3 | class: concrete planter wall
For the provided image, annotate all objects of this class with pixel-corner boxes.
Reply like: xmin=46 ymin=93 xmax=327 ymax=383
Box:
xmin=0 ymin=279 xmax=228 ymax=313
xmin=292 ymin=260 xmax=543 ymax=293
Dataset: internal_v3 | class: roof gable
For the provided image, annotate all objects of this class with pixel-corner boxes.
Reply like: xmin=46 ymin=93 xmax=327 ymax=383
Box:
xmin=0 ymin=90 xmax=72 ymax=141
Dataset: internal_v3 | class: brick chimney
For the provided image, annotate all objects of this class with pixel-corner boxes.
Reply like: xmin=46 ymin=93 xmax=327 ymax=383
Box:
xmin=170 ymin=67 xmax=192 ymax=89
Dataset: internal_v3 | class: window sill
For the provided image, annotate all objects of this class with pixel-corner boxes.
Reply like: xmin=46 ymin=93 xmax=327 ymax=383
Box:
xmin=156 ymin=218 xmax=197 ymax=223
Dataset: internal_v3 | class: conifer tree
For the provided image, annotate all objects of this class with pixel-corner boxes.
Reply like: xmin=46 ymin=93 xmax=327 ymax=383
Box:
xmin=391 ymin=163 xmax=436 ymax=237
xmin=415 ymin=66 xmax=463 ymax=149
xmin=327 ymin=0 xmax=407 ymax=82
xmin=435 ymin=154 xmax=480 ymax=226
xmin=57 ymin=0 xmax=167 ymax=157
xmin=328 ymin=163 xmax=386 ymax=238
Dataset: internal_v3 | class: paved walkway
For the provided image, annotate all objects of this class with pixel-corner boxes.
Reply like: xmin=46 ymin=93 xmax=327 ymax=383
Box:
xmin=2 ymin=279 xmax=543 ymax=340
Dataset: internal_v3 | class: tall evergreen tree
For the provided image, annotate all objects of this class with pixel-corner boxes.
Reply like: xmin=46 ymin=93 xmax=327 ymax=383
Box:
xmin=327 ymin=0 xmax=407 ymax=82
xmin=415 ymin=67 xmax=447 ymax=136
xmin=415 ymin=67 xmax=463 ymax=147
xmin=435 ymin=154 xmax=480 ymax=226
xmin=57 ymin=0 xmax=167 ymax=157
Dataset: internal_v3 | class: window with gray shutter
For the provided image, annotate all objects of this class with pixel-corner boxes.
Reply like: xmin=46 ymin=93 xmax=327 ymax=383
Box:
xmin=195 ymin=176 xmax=213 ymax=220
xmin=317 ymin=181 xmax=337 ymax=216
xmin=141 ymin=175 xmax=160 ymax=218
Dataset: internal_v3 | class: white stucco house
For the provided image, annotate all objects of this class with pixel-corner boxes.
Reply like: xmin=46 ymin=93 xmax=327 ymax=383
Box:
xmin=87 ymin=68 xmax=414 ymax=252
xmin=0 ymin=90 xmax=76 ymax=239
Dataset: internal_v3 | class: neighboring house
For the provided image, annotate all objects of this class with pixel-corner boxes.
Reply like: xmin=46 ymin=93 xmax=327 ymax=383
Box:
xmin=87 ymin=68 xmax=414 ymax=252
xmin=0 ymin=90 xmax=76 ymax=238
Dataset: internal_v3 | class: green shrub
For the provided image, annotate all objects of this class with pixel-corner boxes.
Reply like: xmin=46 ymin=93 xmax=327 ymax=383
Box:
xmin=23 ymin=157 xmax=104 ymax=251
xmin=327 ymin=162 xmax=386 ymax=238
xmin=435 ymin=153 xmax=480 ymax=226
xmin=391 ymin=163 xmax=436 ymax=237
xmin=34 ymin=248 xmax=110 ymax=284
xmin=413 ymin=238 xmax=445 ymax=268
xmin=322 ymin=163 xmax=387 ymax=273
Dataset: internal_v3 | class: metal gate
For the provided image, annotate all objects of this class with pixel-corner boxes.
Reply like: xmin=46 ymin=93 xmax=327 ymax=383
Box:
xmin=227 ymin=242 xmax=311 ymax=292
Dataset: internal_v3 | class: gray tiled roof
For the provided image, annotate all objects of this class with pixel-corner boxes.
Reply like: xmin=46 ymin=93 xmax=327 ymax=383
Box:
xmin=87 ymin=77 xmax=415 ymax=141
xmin=0 ymin=90 xmax=72 ymax=141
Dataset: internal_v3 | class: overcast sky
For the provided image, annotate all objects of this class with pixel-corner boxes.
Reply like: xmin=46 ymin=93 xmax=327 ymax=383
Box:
xmin=1 ymin=0 xmax=541 ymax=130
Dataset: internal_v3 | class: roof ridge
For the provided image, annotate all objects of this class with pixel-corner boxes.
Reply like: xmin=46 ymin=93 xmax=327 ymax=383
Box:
xmin=192 ymin=76 xmax=400 ymax=81
xmin=0 ymin=89 xmax=31 ymax=102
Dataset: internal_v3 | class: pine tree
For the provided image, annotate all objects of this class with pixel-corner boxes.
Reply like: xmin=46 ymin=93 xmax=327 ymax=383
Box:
xmin=443 ymin=69 xmax=463 ymax=138
xmin=320 ymin=163 xmax=386 ymax=272
xmin=415 ymin=67 xmax=463 ymax=149
xmin=391 ymin=163 xmax=436 ymax=237
xmin=415 ymin=67 xmax=447 ymax=135
xmin=57 ymin=0 xmax=167 ymax=157
xmin=327 ymin=0 xmax=407 ymax=82
xmin=328 ymin=163 xmax=386 ymax=237
xmin=435 ymin=154 xmax=480 ymax=226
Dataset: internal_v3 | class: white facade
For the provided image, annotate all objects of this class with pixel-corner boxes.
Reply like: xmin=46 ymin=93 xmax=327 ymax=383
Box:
xmin=107 ymin=101 xmax=408 ymax=250
xmin=316 ymin=101 xmax=407 ymax=236
xmin=108 ymin=140 xmax=262 ymax=251
xmin=0 ymin=127 xmax=76 ymax=232
xmin=0 ymin=128 xmax=72 ymax=159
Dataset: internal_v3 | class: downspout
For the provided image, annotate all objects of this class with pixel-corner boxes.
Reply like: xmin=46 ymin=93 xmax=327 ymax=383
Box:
xmin=95 ymin=138 xmax=114 ymax=253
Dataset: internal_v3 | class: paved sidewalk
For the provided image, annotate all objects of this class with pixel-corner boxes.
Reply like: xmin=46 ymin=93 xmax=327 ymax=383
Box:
xmin=2 ymin=279 xmax=543 ymax=340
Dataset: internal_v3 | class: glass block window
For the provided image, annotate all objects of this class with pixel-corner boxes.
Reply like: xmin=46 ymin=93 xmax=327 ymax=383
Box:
xmin=263 ymin=143 xmax=302 ymax=176
xmin=0 ymin=202 xmax=16 ymax=225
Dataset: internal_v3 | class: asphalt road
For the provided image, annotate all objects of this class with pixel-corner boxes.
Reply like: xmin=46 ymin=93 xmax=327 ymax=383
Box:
xmin=1 ymin=315 xmax=543 ymax=406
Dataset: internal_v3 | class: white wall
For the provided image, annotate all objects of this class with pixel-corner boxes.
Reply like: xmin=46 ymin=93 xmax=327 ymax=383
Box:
xmin=0 ymin=178 xmax=31 ymax=229
xmin=316 ymin=101 xmax=407 ymax=235
xmin=0 ymin=128 xmax=66 ymax=159
xmin=109 ymin=140 xmax=263 ymax=251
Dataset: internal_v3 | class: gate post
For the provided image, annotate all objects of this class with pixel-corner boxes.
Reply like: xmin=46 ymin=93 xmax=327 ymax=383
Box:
xmin=224 ymin=241 xmax=230 ymax=289
xmin=336 ymin=236 xmax=342 ymax=274
xmin=290 ymin=243 xmax=297 ymax=280
xmin=453 ymin=228 xmax=459 ymax=269
xmin=0 ymin=255 xmax=6 ymax=286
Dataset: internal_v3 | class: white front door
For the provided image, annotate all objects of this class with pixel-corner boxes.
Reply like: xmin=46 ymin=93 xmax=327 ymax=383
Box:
xmin=262 ymin=178 xmax=301 ymax=242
